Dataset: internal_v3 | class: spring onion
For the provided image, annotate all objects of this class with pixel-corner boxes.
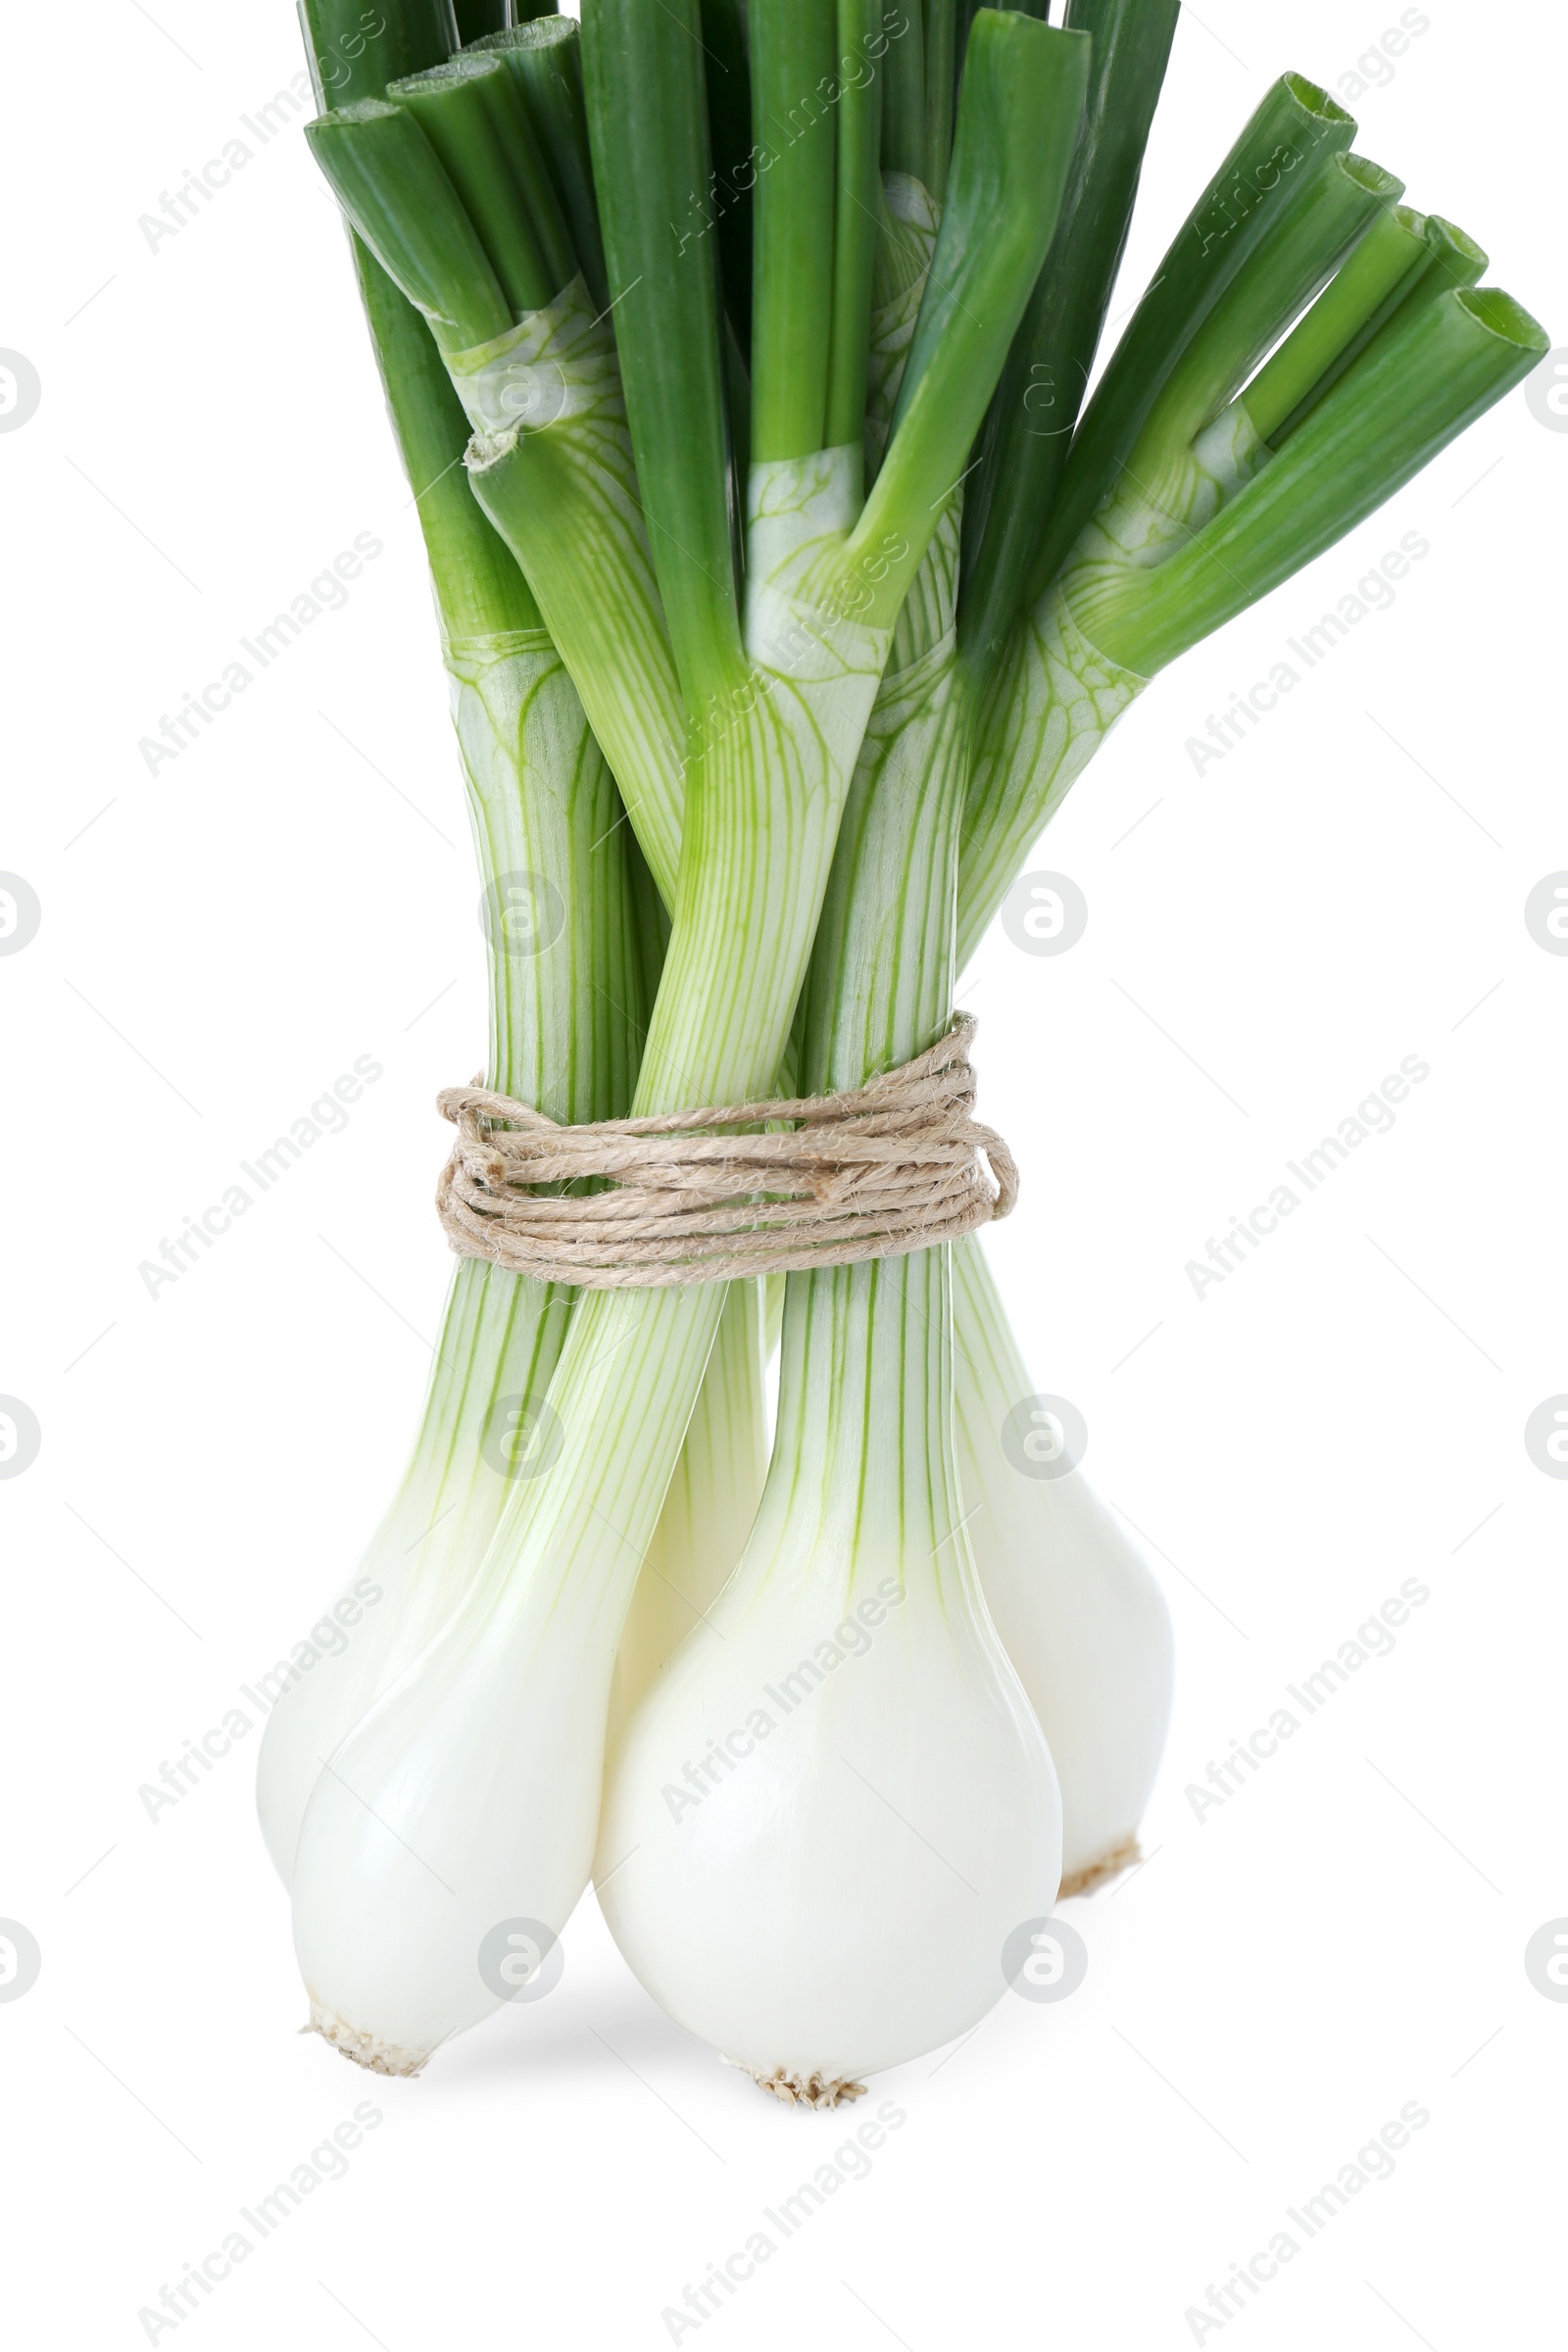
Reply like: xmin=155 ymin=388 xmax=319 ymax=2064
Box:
xmin=265 ymin=0 xmax=1544 ymax=2086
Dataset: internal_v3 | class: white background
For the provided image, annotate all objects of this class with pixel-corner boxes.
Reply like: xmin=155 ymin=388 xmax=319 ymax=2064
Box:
xmin=2 ymin=1 xmax=1565 ymax=2345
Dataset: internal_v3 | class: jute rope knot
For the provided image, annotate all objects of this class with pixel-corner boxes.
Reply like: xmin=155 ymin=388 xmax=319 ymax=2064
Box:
xmin=435 ymin=1014 xmax=1016 ymax=1290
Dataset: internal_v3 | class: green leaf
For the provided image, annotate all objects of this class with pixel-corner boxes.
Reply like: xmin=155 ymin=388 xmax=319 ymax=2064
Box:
xmin=1025 ymin=72 xmax=1356 ymax=605
xmin=1086 ymin=284 xmax=1549 ymax=674
xmin=957 ymin=0 xmax=1180 ymax=676
xmin=307 ymin=101 xmax=514 ymax=349
xmin=582 ymin=0 xmax=743 ymax=704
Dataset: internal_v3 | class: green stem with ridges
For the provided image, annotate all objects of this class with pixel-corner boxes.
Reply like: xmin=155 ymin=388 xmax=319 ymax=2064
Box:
xmin=1024 ymin=73 xmax=1356 ymax=609
xmin=1124 ymin=152 xmax=1402 ymax=500
xmin=824 ymin=0 xmax=885 ymax=459
xmin=475 ymin=49 xmax=580 ymax=297
xmin=352 ymin=239 xmax=540 ymax=637
xmin=581 ymin=0 xmax=743 ymax=710
xmin=469 ymin=20 xmax=610 ymax=311
xmin=1079 ymin=285 xmax=1547 ymax=677
xmin=749 ymin=0 xmax=840 ymax=463
xmin=853 ymin=13 xmax=1090 ymax=627
xmin=307 ymin=101 xmax=513 ymax=348
xmin=1296 ymin=210 xmax=1489 ymax=430
xmin=1257 ymin=212 xmax=1485 ymax=457
xmin=1241 ymin=201 xmax=1429 ymax=444
xmin=755 ymin=597 xmax=972 ymax=1611
xmin=881 ymin=0 xmax=925 ymax=177
xmin=958 ymin=0 xmax=1179 ymax=681
xmin=464 ymin=320 xmax=689 ymax=909
xmin=698 ymin=0 xmax=756 ymax=347
xmin=921 ymin=0 xmax=956 ymax=203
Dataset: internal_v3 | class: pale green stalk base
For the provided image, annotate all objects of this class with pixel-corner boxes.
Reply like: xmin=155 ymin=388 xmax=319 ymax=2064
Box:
xmin=957 ymin=584 xmax=1146 ymax=971
xmin=610 ymin=1279 xmax=769 ymax=1739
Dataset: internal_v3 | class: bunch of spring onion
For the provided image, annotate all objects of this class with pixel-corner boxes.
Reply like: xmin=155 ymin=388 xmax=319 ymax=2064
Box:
xmin=258 ymin=0 xmax=1544 ymax=2092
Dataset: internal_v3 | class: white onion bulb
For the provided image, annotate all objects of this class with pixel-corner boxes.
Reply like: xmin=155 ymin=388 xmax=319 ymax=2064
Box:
xmin=952 ymin=1235 xmax=1173 ymax=1890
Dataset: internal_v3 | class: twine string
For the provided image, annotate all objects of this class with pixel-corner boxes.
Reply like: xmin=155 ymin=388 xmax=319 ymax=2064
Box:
xmin=434 ymin=1014 xmax=1016 ymax=1290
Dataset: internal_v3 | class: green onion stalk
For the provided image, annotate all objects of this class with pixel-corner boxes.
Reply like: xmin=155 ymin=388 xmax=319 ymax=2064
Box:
xmin=258 ymin=0 xmax=769 ymax=1885
xmin=287 ymin=0 xmax=1081 ymax=2074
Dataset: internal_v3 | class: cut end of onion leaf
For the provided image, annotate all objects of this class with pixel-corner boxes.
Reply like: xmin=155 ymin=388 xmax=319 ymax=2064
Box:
xmin=307 ymin=102 xmax=514 ymax=350
xmin=1340 ymin=153 xmax=1403 ymax=206
xmin=1082 ymin=280 xmax=1548 ymax=677
xmin=386 ymin=56 xmax=574 ymax=313
xmin=473 ymin=12 xmax=568 ymax=48
xmin=1422 ymin=212 xmax=1490 ymax=284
